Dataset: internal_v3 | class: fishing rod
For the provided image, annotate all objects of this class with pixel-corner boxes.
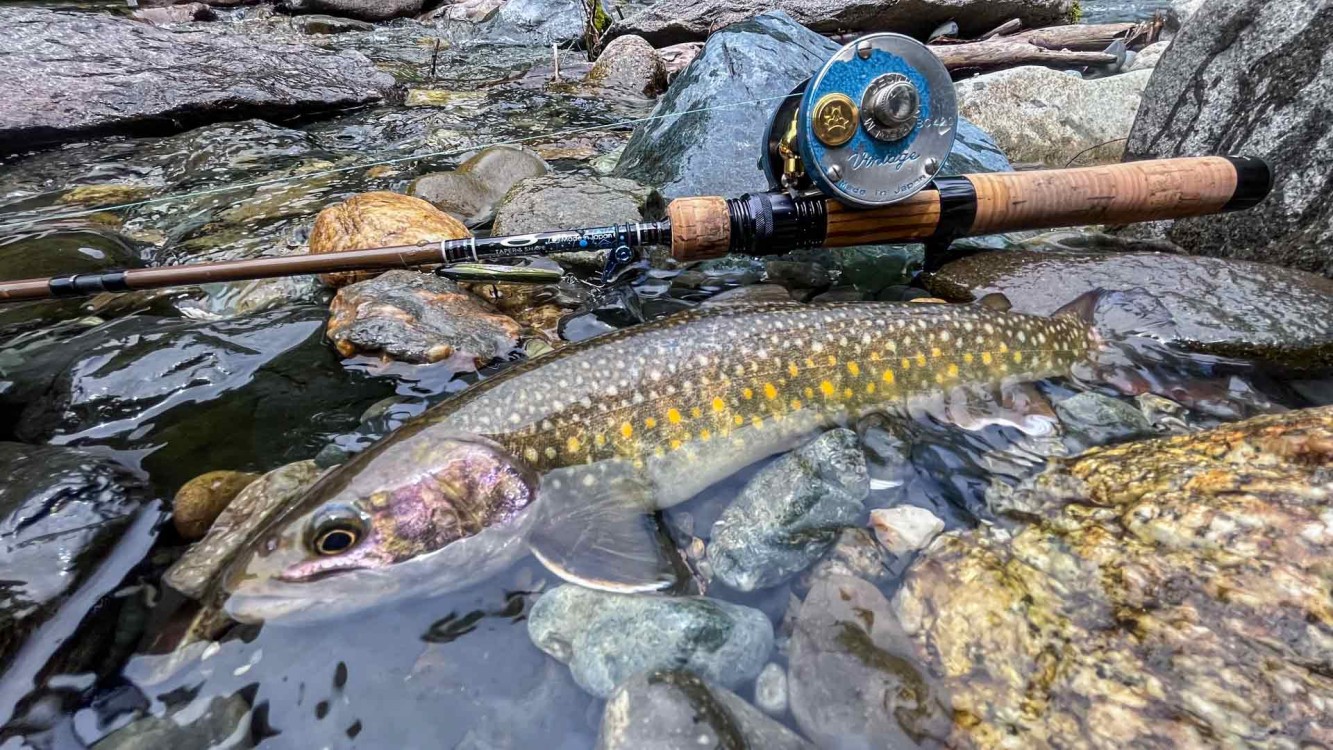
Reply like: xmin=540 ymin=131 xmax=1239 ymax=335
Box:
xmin=0 ymin=34 xmax=1272 ymax=304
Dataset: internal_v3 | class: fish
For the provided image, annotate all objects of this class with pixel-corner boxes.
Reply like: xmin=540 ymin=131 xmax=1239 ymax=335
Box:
xmin=222 ymin=300 xmax=1101 ymax=623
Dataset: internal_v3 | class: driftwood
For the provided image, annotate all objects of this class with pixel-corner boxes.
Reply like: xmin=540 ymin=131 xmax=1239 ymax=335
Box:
xmin=931 ymin=40 xmax=1116 ymax=74
xmin=1009 ymin=20 xmax=1162 ymax=50
xmin=978 ymin=18 xmax=1022 ymax=40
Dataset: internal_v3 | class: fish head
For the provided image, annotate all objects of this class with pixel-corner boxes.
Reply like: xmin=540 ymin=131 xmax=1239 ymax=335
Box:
xmin=222 ymin=431 xmax=539 ymax=624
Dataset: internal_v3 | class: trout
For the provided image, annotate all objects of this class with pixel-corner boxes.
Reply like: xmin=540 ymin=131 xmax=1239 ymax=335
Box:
xmin=223 ymin=300 xmax=1100 ymax=622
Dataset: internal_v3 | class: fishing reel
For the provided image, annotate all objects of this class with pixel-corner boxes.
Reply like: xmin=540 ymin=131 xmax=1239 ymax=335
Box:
xmin=761 ymin=33 xmax=958 ymax=209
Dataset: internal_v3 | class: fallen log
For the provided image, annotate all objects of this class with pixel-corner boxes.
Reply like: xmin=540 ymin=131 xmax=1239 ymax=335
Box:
xmin=930 ymin=40 xmax=1116 ymax=75
xmin=1009 ymin=20 xmax=1162 ymax=50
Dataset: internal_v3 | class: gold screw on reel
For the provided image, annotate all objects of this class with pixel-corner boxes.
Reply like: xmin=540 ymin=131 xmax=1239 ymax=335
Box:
xmin=810 ymin=93 xmax=859 ymax=147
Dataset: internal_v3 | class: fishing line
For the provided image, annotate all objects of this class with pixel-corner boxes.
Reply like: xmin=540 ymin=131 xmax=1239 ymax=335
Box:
xmin=0 ymin=91 xmax=804 ymax=235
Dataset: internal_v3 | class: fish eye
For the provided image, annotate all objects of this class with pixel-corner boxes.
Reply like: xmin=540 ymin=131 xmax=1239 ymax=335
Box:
xmin=308 ymin=507 xmax=365 ymax=557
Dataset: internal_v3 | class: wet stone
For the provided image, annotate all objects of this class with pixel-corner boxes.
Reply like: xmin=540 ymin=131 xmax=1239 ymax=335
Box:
xmin=596 ymin=670 xmax=812 ymax=750
xmin=308 ymin=191 xmax=472 ymax=288
xmin=280 ymin=0 xmax=421 ymax=21
xmin=408 ymin=146 xmax=549 ymax=228
xmin=894 ymin=406 xmax=1333 ymax=747
xmin=753 ymin=662 xmax=789 ymax=716
xmin=172 ymin=470 xmax=260 ymax=540
xmin=527 ymin=585 xmax=775 ymax=698
xmin=925 ymin=250 xmax=1333 ymax=370
xmin=92 ymin=693 xmax=251 ymax=750
xmin=1054 ymin=391 xmax=1153 ymax=445
xmin=804 ymin=527 xmax=893 ymax=586
xmin=491 ymin=174 xmax=665 ymax=247
xmin=291 ymin=14 xmax=375 ymax=33
xmin=708 ymin=429 xmax=870 ymax=592
xmin=868 ymin=506 xmax=944 ymax=557
xmin=483 ymin=0 xmax=587 ymax=45
xmin=582 ymin=35 xmax=667 ymax=99
xmin=0 ymin=228 xmax=143 ymax=336
xmin=558 ymin=283 xmax=644 ymax=342
xmin=789 ymin=574 xmax=953 ymax=749
xmin=326 ymin=270 xmax=524 ymax=365
xmin=0 ymin=443 xmax=149 ymax=665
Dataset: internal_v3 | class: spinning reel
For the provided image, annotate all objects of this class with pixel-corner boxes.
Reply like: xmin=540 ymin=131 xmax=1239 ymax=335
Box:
xmin=761 ymin=33 xmax=958 ymax=209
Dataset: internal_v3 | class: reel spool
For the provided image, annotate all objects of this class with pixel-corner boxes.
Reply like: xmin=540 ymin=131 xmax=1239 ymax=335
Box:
xmin=761 ymin=33 xmax=958 ymax=209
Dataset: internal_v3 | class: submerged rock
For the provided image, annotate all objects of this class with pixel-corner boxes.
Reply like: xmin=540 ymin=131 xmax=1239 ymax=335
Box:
xmin=172 ymin=470 xmax=260 ymax=540
xmin=0 ymin=8 xmax=393 ymax=152
xmin=583 ymin=36 xmax=667 ymax=99
xmin=0 ymin=444 xmax=149 ymax=664
xmin=604 ymin=0 xmax=1075 ymax=47
xmin=955 ymin=66 xmax=1151 ymax=167
xmin=528 ymin=585 xmax=774 ymax=698
xmin=789 ymin=574 xmax=953 ymax=749
xmin=291 ymin=14 xmax=375 ymax=33
xmin=753 ymin=662 xmax=788 ymax=715
xmin=1053 ymin=391 xmax=1153 ymax=445
xmin=1124 ymin=0 xmax=1333 ymax=276
xmin=131 ymin=3 xmax=217 ymax=25
xmin=326 ymin=270 xmax=523 ymax=365
xmin=597 ymin=670 xmax=812 ymax=750
xmin=868 ymin=505 xmax=944 ymax=556
xmin=92 ymin=694 xmax=251 ymax=750
xmin=6 ymin=307 xmax=394 ymax=490
xmin=309 ymin=191 xmax=472 ymax=288
xmin=408 ymin=146 xmax=549 ymax=228
xmin=0 ymin=228 xmax=143 ymax=336
xmin=280 ymin=0 xmax=422 ymax=21
xmin=708 ymin=429 xmax=870 ymax=592
xmin=894 ymin=406 xmax=1333 ymax=747
xmin=925 ymin=250 xmax=1333 ymax=369
xmin=165 ymin=460 xmax=325 ymax=600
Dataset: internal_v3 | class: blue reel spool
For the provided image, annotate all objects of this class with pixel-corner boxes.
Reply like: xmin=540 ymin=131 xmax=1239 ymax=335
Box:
xmin=763 ymin=34 xmax=958 ymax=209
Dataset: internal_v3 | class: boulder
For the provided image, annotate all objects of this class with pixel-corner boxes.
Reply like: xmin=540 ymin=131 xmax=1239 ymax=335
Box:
xmin=408 ymin=146 xmax=550 ymax=227
xmin=172 ymin=470 xmax=260 ymax=540
xmin=326 ymin=270 xmax=524 ymax=365
xmin=0 ymin=8 xmax=394 ymax=152
xmin=527 ymin=585 xmax=774 ymax=698
xmin=894 ymin=407 xmax=1333 ymax=747
xmin=604 ymin=0 xmax=1076 ymax=47
xmin=309 ymin=191 xmax=472 ymax=287
xmin=1124 ymin=0 xmax=1333 ymax=276
xmin=0 ymin=228 xmax=143 ymax=336
xmin=484 ymin=0 xmax=587 ymax=45
xmin=280 ymin=0 xmax=422 ymax=21
xmin=582 ymin=35 xmax=668 ymax=99
xmin=492 ymin=174 xmax=664 ymax=234
xmin=131 ymin=3 xmax=217 ymax=24
xmin=1124 ymin=39 xmax=1168 ymax=71
xmin=597 ymin=671 xmax=813 ymax=750
xmin=291 ymin=14 xmax=375 ymax=33
xmin=924 ymin=249 xmax=1333 ymax=369
xmin=0 ymin=444 xmax=149 ymax=665
xmin=955 ymin=66 xmax=1151 ymax=167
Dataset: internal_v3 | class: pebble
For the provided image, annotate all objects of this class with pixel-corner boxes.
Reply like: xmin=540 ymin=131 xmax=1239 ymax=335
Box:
xmin=172 ymin=470 xmax=260 ymax=540
xmin=527 ymin=585 xmax=774 ymax=699
xmin=307 ymin=191 xmax=471 ymax=288
xmin=408 ymin=146 xmax=548 ymax=227
xmin=868 ymin=506 xmax=945 ymax=556
xmin=1054 ymin=391 xmax=1154 ymax=445
xmin=754 ymin=662 xmax=789 ymax=715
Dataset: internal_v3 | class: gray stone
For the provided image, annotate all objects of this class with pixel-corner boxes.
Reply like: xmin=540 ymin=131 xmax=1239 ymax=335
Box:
xmin=484 ymin=0 xmax=586 ymax=45
xmin=924 ymin=250 xmax=1333 ymax=369
xmin=604 ymin=0 xmax=1076 ymax=47
xmin=326 ymin=270 xmax=524 ymax=365
xmin=1054 ymin=391 xmax=1154 ymax=445
xmin=805 ymin=527 xmax=893 ymax=585
xmin=93 ymin=694 xmax=250 ymax=750
xmin=291 ymin=14 xmax=375 ymax=33
xmin=493 ymin=174 xmax=664 ymax=234
xmin=0 ymin=444 xmax=149 ymax=664
xmin=528 ymin=585 xmax=775 ymax=698
xmin=0 ymin=228 xmax=143 ymax=337
xmin=1124 ymin=39 xmax=1169 ymax=71
xmin=613 ymin=12 xmax=1011 ymax=199
xmin=1124 ymin=0 xmax=1333 ymax=276
xmin=408 ymin=146 xmax=550 ymax=227
xmin=955 ymin=66 xmax=1152 ymax=167
xmin=131 ymin=3 xmax=216 ymax=24
xmin=280 ymin=0 xmax=422 ymax=21
xmin=754 ymin=662 xmax=789 ymax=715
xmin=868 ymin=506 xmax=944 ymax=556
xmin=0 ymin=8 xmax=394 ymax=153
xmin=788 ymin=574 xmax=952 ymax=749
xmin=708 ymin=429 xmax=870 ymax=592
xmin=583 ymin=35 xmax=667 ymax=99
xmin=164 ymin=461 xmax=326 ymax=600
xmin=657 ymin=42 xmax=703 ymax=83
xmin=597 ymin=670 xmax=812 ymax=750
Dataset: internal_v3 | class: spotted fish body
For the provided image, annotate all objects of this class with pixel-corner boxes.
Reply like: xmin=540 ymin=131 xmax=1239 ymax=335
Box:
xmin=223 ymin=301 xmax=1099 ymax=622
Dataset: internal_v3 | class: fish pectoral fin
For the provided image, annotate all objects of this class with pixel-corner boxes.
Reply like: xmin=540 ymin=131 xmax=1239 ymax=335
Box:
xmin=528 ymin=461 xmax=681 ymax=593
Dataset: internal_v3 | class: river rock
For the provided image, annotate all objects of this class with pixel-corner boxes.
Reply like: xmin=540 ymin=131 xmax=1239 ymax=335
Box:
xmin=597 ymin=670 xmax=812 ymax=750
xmin=955 ymin=66 xmax=1151 ymax=167
xmin=528 ymin=585 xmax=775 ymax=698
xmin=171 ymin=470 xmax=260 ymax=540
xmin=0 ymin=8 xmax=394 ymax=153
xmin=614 ymin=12 xmax=1011 ymax=199
xmin=131 ymin=3 xmax=217 ymax=24
xmin=583 ymin=36 xmax=667 ymax=99
xmin=4 ymin=307 xmax=394 ymax=490
xmin=1053 ymin=391 xmax=1153 ymax=445
xmin=164 ymin=461 xmax=325 ymax=600
xmin=657 ymin=42 xmax=703 ymax=83
xmin=1124 ymin=39 xmax=1168 ymax=71
xmin=408 ymin=146 xmax=550 ymax=227
xmin=805 ymin=526 xmax=893 ymax=585
xmin=925 ymin=250 xmax=1333 ymax=369
xmin=326 ymin=270 xmax=523 ymax=364
xmin=603 ymin=0 xmax=1075 ymax=47
xmin=0 ymin=444 xmax=149 ymax=665
xmin=753 ymin=662 xmax=788 ymax=715
xmin=93 ymin=694 xmax=251 ymax=750
xmin=868 ymin=505 xmax=944 ymax=556
xmin=0 ymin=228 xmax=144 ymax=336
xmin=492 ymin=174 xmax=665 ymax=235
xmin=484 ymin=0 xmax=586 ymax=45
xmin=291 ymin=14 xmax=375 ymax=33
xmin=708 ymin=429 xmax=870 ymax=592
xmin=789 ymin=574 xmax=952 ymax=749
xmin=309 ymin=191 xmax=472 ymax=287
xmin=280 ymin=0 xmax=421 ymax=21
xmin=1124 ymin=0 xmax=1333 ymax=276
xmin=893 ymin=406 xmax=1333 ymax=747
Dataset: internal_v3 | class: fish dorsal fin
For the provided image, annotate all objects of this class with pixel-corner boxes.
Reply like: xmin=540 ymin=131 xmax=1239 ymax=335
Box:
xmin=528 ymin=460 xmax=680 ymax=594
xmin=1053 ymin=287 xmax=1176 ymax=339
xmin=976 ymin=292 xmax=1012 ymax=312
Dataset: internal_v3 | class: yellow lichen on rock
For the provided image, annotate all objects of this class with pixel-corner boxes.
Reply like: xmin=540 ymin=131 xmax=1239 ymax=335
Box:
xmin=308 ymin=191 xmax=471 ymax=287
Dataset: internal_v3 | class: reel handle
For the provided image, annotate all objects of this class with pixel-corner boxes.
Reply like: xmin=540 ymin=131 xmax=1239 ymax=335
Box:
xmin=668 ymin=156 xmax=1272 ymax=261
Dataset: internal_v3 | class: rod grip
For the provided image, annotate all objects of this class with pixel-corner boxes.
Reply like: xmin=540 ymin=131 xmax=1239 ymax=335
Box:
xmin=668 ymin=196 xmax=731 ymax=262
